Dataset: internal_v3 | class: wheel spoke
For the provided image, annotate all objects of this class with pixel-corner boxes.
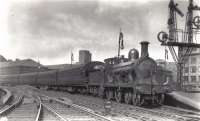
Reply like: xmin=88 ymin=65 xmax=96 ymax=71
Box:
xmin=124 ymin=92 xmax=132 ymax=104
xmin=106 ymin=90 xmax=113 ymax=100
xmin=115 ymin=90 xmax=122 ymax=103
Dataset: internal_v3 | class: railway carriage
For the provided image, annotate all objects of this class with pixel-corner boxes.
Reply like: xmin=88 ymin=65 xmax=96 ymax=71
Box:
xmin=0 ymin=41 xmax=172 ymax=106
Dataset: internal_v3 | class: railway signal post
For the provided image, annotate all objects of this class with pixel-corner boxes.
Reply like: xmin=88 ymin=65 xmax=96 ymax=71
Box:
xmin=157 ymin=0 xmax=200 ymax=90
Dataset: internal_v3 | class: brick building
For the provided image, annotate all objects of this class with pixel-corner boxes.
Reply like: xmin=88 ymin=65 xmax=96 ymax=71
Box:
xmin=182 ymin=48 xmax=200 ymax=91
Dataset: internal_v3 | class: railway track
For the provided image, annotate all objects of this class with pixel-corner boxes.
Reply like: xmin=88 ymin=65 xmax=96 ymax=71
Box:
xmin=0 ymin=94 xmax=23 ymax=116
xmin=35 ymin=94 xmax=114 ymax=121
xmin=156 ymin=105 xmax=200 ymax=119
xmin=0 ymin=94 xmax=39 ymax=121
xmin=0 ymin=87 xmax=40 ymax=121
xmin=37 ymin=89 xmax=200 ymax=121
xmin=1 ymin=86 xmax=114 ymax=121
xmin=161 ymin=105 xmax=200 ymax=115
xmin=8 ymin=86 xmax=199 ymax=121
xmin=112 ymin=102 xmax=200 ymax=121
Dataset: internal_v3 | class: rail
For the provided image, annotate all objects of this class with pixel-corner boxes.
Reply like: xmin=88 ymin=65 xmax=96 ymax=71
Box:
xmin=134 ymin=105 xmax=200 ymax=121
xmin=41 ymin=102 xmax=69 ymax=121
xmin=39 ymin=94 xmax=114 ymax=121
xmin=162 ymin=105 xmax=200 ymax=115
xmin=111 ymin=101 xmax=200 ymax=121
xmin=161 ymin=105 xmax=200 ymax=119
xmin=71 ymin=103 xmax=114 ymax=121
xmin=34 ymin=95 xmax=69 ymax=121
xmin=40 ymin=94 xmax=72 ymax=106
xmin=35 ymin=96 xmax=42 ymax=121
xmin=32 ymin=87 xmax=200 ymax=121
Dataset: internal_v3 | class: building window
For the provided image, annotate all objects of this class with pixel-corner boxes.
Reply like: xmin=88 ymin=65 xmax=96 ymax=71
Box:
xmin=190 ymin=66 xmax=196 ymax=73
xmin=184 ymin=76 xmax=188 ymax=82
xmin=184 ymin=67 xmax=189 ymax=73
xmin=184 ymin=58 xmax=189 ymax=64
xmin=190 ymin=57 xmax=197 ymax=64
xmin=192 ymin=48 xmax=197 ymax=53
xmin=191 ymin=76 xmax=196 ymax=82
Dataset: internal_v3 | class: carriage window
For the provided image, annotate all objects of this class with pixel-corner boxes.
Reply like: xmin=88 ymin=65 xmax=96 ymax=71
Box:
xmin=198 ymin=76 xmax=200 ymax=82
xmin=184 ymin=76 xmax=188 ymax=82
xmin=190 ymin=57 xmax=196 ymax=64
xmin=184 ymin=58 xmax=189 ymax=64
xmin=192 ymin=48 xmax=197 ymax=53
xmin=190 ymin=66 xmax=196 ymax=73
xmin=184 ymin=67 xmax=189 ymax=73
xmin=191 ymin=76 xmax=196 ymax=82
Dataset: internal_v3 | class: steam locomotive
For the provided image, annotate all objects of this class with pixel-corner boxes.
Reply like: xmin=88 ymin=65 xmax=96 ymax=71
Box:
xmin=0 ymin=41 xmax=172 ymax=106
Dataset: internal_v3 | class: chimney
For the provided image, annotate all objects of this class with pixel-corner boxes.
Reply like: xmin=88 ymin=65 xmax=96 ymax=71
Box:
xmin=140 ymin=41 xmax=149 ymax=58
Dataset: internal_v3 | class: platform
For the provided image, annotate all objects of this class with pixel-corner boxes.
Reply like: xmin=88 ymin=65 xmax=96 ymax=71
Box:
xmin=167 ymin=91 xmax=200 ymax=111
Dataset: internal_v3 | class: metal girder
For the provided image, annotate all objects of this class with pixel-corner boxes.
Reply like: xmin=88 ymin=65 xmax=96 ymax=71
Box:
xmin=161 ymin=42 xmax=200 ymax=48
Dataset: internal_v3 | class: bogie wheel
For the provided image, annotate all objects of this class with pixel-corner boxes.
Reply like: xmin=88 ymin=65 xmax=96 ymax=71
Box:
xmin=93 ymin=87 xmax=98 ymax=96
xmin=98 ymin=87 xmax=104 ymax=97
xmin=124 ymin=92 xmax=132 ymax=104
xmin=115 ymin=90 xmax=122 ymax=103
xmin=132 ymin=93 xmax=137 ymax=106
xmin=136 ymin=94 xmax=142 ymax=106
xmin=158 ymin=94 xmax=165 ymax=105
xmin=132 ymin=94 xmax=142 ymax=106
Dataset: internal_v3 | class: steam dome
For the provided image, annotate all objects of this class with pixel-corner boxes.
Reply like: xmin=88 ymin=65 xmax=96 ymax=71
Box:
xmin=128 ymin=48 xmax=139 ymax=60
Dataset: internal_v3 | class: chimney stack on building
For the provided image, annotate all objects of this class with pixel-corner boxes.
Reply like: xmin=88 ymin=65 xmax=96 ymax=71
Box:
xmin=79 ymin=50 xmax=92 ymax=64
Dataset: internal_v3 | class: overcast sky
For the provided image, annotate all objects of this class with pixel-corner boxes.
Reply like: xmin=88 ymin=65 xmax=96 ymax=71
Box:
xmin=0 ymin=0 xmax=198 ymax=65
